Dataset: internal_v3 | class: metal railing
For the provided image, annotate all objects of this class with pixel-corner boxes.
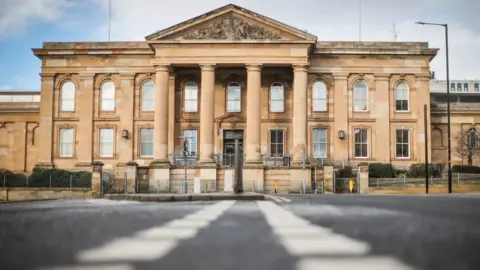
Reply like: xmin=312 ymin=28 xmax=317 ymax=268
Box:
xmin=262 ymin=153 xmax=292 ymax=167
xmin=369 ymin=173 xmax=480 ymax=187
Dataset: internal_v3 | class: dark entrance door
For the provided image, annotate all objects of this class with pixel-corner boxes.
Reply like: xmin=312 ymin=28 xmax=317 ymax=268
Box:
xmin=223 ymin=130 xmax=244 ymax=193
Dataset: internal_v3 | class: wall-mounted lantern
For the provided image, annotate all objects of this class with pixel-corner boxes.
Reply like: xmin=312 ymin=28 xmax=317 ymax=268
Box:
xmin=338 ymin=130 xmax=346 ymax=140
xmin=122 ymin=129 xmax=129 ymax=139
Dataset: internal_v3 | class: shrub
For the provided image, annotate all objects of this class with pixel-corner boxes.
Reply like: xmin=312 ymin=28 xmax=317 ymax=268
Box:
xmin=337 ymin=166 xmax=353 ymax=178
xmin=394 ymin=169 xmax=408 ymax=177
xmin=452 ymin=165 xmax=480 ymax=174
xmin=368 ymin=163 xmax=394 ymax=178
xmin=406 ymin=163 xmax=442 ymax=178
xmin=357 ymin=162 xmax=369 ymax=167
xmin=1 ymin=168 xmax=92 ymax=188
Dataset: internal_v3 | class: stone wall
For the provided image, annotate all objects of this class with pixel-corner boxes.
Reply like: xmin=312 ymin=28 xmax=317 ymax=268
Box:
xmin=0 ymin=187 xmax=92 ymax=202
xmin=367 ymin=183 xmax=480 ymax=194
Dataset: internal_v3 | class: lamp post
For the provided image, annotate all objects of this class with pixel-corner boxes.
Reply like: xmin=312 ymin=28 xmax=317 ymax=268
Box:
xmin=416 ymin=21 xmax=452 ymax=193
xmin=179 ymin=136 xmax=192 ymax=194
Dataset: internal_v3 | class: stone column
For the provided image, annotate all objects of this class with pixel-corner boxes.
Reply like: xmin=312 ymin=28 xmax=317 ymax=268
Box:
xmin=292 ymin=64 xmax=309 ymax=165
xmin=76 ymin=74 xmax=95 ymax=169
xmin=245 ymin=64 xmax=262 ymax=164
xmin=199 ymin=64 xmax=216 ymax=164
xmin=152 ymin=65 xmax=170 ymax=165
xmin=151 ymin=65 xmax=171 ymax=192
xmin=358 ymin=165 xmax=369 ymax=194
xmin=243 ymin=64 xmax=264 ymax=192
xmin=168 ymin=73 xmax=176 ymax=163
xmin=323 ymin=165 xmax=334 ymax=194
xmin=36 ymin=73 xmax=55 ymax=168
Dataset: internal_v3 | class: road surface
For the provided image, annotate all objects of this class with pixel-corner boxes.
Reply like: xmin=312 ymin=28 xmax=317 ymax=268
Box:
xmin=0 ymin=194 xmax=479 ymax=270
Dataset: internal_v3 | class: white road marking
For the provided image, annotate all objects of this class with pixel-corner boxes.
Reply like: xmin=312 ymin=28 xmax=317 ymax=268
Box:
xmin=298 ymin=257 xmax=415 ymax=270
xmin=85 ymin=199 xmax=141 ymax=205
xmin=76 ymin=200 xmax=235 ymax=263
xmin=39 ymin=264 xmax=134 ymax=270
xmin=257 ymin=201 xmax=416 ymax=270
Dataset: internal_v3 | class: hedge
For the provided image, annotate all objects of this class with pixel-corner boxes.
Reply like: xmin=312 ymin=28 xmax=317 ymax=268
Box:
xmin=0 ymin=168 xmax=92 ymax=188
xmin=406 ymin=163 xmax=444 ymax=178
xmin=452 ymin=165 xmax=480 ymax=174
xmin=368 ymin=163 xmax=394 ymax=178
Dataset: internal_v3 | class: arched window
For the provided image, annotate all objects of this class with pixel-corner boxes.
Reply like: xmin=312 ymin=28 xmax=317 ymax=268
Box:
xmin=101 ymin=81 xmax=115 ymax=111
xmin=270 ymin=82 xmax=284 ymax=112
xmin=468 ymin=128 xmax=478 ymax=148
xmin=184 ymin=82 xmax=198 ymax=112
xmin=227 ymin=82 xmax=241 ymax=112
xmin=395 ymin=82 xmax=409 ymax=111
xmin=353 ymin=81 xmax=368 ymax=111
xmin=60 ymin=81 xmax=75 ymax=112
xmin=312 ymin=81 xmax=327 ymax=112
xmin=141 ymin=81 xmax=155 ymax=111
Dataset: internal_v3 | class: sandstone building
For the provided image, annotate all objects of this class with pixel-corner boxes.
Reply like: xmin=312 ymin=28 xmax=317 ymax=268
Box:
xmin=1 ymin=4 xmax=478 ymax=191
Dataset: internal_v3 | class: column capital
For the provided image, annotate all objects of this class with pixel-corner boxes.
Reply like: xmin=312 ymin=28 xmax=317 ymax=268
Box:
xmin=155 ymin=65 xmax=170 ymax=73
xmin=245 ymin=64 xmax=262 ymax=72
xmin=200 ymin=64 xmax=216 ymax=72
xmin=293 ymin=64 xmax=309 ymax=73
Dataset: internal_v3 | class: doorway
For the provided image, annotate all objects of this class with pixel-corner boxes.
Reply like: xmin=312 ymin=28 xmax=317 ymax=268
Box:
xmin=222 ymin=130 xmax=243 ymax=167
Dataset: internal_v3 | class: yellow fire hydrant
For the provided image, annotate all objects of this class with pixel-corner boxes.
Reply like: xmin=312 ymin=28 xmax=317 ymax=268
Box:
xmin=274 ymin=180 xmax=279 ymax=194
xmin=348 ymin=179 xmax=355 ymax=194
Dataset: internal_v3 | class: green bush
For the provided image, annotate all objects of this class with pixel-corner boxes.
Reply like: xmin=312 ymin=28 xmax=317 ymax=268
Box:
xmin=357 ymin=162 xmax=369 ymax=167
xmin=368 ymin=163 xmax=394 ymax=178
xmin=452 ymin=165 xmax=480 ymax=174
xmin=1 ymin=168 xmax=92 ymax=188
xmin=406 ymin=163 xmax=443 ymax=178
xmin=394 ymin=169 xmax=408 ymax=177
xmin=337 ymin=166 xmax=353 ymax=178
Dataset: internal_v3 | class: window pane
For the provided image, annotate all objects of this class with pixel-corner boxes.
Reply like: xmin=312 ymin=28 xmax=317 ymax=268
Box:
xmin=313 ymin=99 xmax=326 ymax=111
xmin=61 ymin=100 xmax=75 ymax=112
xmin=271 ymin=100 xmax=284 ymax=112
xmin=141 ymin=81 xmax=155 ymax=111
xmin=102 ymin=100 xmax=115 ymax=111
xmin=101 ymin=81 xmax=115 ymax=111
xmin=141 ymin=128 xmax=153 ymax=141
xmin=313 ymin=82 xmax=327 ymax=99
xmin=61 ymin=82 xmax=75 ymax=111
xmin=140 ymin=143 xmax=153 ymax=156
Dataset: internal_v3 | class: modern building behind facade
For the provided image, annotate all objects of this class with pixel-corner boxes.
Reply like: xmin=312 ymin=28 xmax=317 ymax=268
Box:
xmin=0 ymin=4 xmax=478 ymax=189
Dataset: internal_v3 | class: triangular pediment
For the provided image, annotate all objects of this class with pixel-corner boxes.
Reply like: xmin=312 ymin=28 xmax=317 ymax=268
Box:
xmin=146 ymin=4 xmax=317 ymax=42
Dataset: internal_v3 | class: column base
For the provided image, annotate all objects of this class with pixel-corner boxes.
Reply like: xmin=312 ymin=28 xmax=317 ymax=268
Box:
xmin=243 ymin=160 xmax=264 ymax=169
xmin=243 ymin=168 xmax=264 ymax=192
xmin=289 ymin=168 xmax=311 ymax=193
xmin=150 ymin=167 xmax=171 ymax=192
xmin=197 ymin=159 xmax=217 ymax=168
xmin=200 ymin=168 xmax=217 ymax=192
xmin=291 ymin=160 xmax=310 ymax=168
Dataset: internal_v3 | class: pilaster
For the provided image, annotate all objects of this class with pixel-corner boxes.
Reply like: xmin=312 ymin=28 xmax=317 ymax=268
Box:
xmin=118 ymin=73 xmax=136 ymax=163
xmin=333 ymin=73 xmax=349 ymax=161
xmin=374 ymin=73 xmax=391 ymax=163
xmin=36 ymin=73 xmax=55 ymax=168
xmin=76 ymin=73 xmax=95 ymax=167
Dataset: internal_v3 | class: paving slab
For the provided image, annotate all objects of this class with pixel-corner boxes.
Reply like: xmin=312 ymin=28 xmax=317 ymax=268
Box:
xmin=104 ymin=192 xmax=267 ymax=202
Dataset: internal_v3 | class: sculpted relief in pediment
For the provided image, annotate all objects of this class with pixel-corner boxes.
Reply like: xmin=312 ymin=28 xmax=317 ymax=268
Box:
xmin=180 ymin=15 xmax=282 ymax=40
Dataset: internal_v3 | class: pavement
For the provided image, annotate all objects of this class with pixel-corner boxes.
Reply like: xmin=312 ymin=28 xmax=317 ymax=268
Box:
xmin=0 ymin=194 xmax=479 ymax=270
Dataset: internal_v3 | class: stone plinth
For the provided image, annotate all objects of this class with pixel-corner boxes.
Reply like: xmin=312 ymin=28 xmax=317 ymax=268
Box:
xmin=243 ymin=167 xmax=264 ymax=192
xmin=358 ymin=165 xmax=369 ymax=194
xmin=126 ymin=161 xmax=138 ymax=193
xmin=323 ymin=165 xmax=334 ymax=194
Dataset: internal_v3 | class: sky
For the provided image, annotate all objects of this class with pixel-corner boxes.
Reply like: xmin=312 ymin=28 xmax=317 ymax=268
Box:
xmin=0 ymin=0 xmax=479 ymax=90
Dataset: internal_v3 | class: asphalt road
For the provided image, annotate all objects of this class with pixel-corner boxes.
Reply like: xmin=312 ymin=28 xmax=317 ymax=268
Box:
xmin=0 ymin=194 xmax=479 ymax=270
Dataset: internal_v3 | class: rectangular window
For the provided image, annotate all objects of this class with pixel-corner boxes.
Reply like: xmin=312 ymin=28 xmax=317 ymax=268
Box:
xmin=396 ymin=129 xmax=410 ymax=158
xmin=457 ymin=83 xmax=462 ymax=92
xmin=99 ymin=128 xmax=114 ymax=157
xmin=450 ymin=83 xmax=455 ymax=92
xmin=139 ymin=128 xmax=154 ymax=157
xmin=183 ymin=129 xmax=198 ymax=156
xmin=464 ymin=83 xmax=469 ymax=92
xmin=475 ymin=83 xmax=479 ymax=92
xmin=312 ymin=129 xmax=327 ymax=158
xmin=59 ymin=128 xmax=74 ymax=157
xmin=354 ymin=128 xmax=368 ymax=158
xmin=270 ymin=129 xmax=284 ymax=157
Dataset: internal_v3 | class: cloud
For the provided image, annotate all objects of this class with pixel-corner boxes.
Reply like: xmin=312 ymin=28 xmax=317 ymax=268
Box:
xmin=0 ymin=0 xmax=72 ymax=38
xmin=90 ymin=0 xmax=479 ymax=80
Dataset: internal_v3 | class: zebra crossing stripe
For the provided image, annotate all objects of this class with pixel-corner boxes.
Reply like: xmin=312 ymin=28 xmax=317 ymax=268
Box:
xmin=257 ymin=201 xmax=415 ymax=270
xmin=75 ymin=200 xmax=235 ymax=263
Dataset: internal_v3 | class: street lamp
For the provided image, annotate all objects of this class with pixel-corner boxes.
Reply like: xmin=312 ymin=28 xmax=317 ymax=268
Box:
xmin=178 ymin=135 xmax=192 ymax=194
xmin=416 ymin=21 xmax=452 ymax=193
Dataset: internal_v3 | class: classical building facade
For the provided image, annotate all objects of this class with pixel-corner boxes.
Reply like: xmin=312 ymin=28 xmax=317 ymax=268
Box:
xmin=4 ymin=4 xmax=478 ymax=190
